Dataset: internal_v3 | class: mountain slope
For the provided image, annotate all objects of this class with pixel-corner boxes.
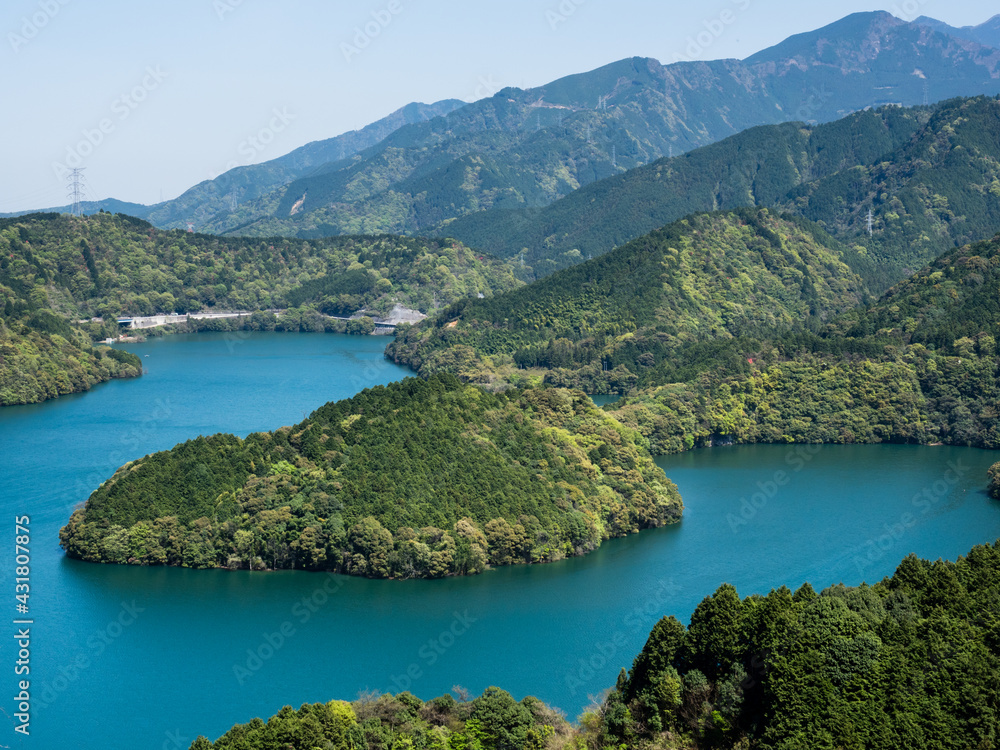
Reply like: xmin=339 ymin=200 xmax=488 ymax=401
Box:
xmin=59 ymin=373 xmax=682 ymax=576
xmin=441 ymin=105 xmax=928 ymax=277
xmin=787 ymin=95 xmax=1000 ymax=288
xmin=388 ymin=209 xmax=865 ymax=393
xmin=0 ymin=212 xmax=517 ymax=321
xmin=201 ymin=12 xmax=1000 ymax=241
xmin=443 ymin=96 xmax=1000 ymax=291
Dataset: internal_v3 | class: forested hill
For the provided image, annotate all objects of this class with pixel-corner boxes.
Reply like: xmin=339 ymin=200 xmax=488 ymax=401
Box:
xmin=0 ymin=212 xmax=517 ymax=405
xmin=609 ymin=231 xmax=1000 ymax=454
xmin=0 ymin=318 xmax=142 ymax=407
xmin=59 ymin=374 xmax=681 ymax=577
xmin=441 ymin=105 xmax=927 ymax=278
xmin=388 ymin=209 xmax=865 ymax=393
xmin=443 ymin=96 xmax=1000 ymax=290
xmin=188 ymin=539 xmax=1000 ymax=750
xmin=832 ymin=227 xmax=1000 ymax=351
xmin=0 ymin=212 xmax=517 ymax=320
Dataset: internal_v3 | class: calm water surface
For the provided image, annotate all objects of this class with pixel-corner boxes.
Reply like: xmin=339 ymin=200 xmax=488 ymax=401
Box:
xmin=2 ymin=332 xmax=999 ymax=749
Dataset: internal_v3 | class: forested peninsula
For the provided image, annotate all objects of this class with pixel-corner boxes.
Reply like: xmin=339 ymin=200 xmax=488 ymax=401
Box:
xmin=59 ymin=374 xmax=681 ymax=577
xmin=189 ymin=539 xmax=1000 ymax=750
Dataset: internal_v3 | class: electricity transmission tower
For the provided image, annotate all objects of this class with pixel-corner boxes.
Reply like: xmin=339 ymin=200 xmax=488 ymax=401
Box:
xmin=67 ymin=168 xmax=86 ymax=216
xmin=867 ymin=209 xmax=874 ymax=237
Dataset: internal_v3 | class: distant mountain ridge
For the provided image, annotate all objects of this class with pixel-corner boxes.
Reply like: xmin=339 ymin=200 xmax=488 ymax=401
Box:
xmin=0 ymin=100 xmax=465 ymax=227
xmin=8 ymin=12 xmax=1000 ymax=243
xmin=914 ymin=14 xmax=1000 ymax=49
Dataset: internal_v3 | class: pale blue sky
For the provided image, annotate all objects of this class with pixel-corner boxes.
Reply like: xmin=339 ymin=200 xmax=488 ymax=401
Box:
xmin=1 ymin=0 xmax=996 ymax=213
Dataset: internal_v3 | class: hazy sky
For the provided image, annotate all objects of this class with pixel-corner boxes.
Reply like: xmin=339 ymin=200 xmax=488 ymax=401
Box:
xmin=1 ymin=0 xmax=996 ymax=213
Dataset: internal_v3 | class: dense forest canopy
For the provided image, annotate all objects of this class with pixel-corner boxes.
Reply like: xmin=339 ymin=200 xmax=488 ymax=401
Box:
xmin=609 ymin=230 xmax=1000 ymax=454
xmin=0 ymin=212 xmax=518 ymax=320
xmin=389 ymin=206 xmax=1000 ymax=454
xmin=442 ymin=97 xmax=1000 ymax=290
xmin=388 ymin=209 xmax=866 ymax=394
xmin=60 ymin=373 xmax=681 ymax=578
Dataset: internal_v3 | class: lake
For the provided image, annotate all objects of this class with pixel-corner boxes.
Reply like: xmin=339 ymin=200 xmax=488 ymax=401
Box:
xmin=2 ymin=332 xmax=998 ymax=749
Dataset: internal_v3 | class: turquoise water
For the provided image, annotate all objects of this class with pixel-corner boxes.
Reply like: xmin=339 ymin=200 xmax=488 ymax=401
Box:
xmin=2 ymin=332 xmax=999 ymax=749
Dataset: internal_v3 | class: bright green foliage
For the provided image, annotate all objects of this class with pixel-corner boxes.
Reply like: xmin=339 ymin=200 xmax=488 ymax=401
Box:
xmin=0 ymin=211 xmax=517 ymax=405
xmin=598 ymin=541 xmax=1000 ymax=750
xmin=612 ymin=230 xmax=1000 ymax=453
xmin=831 ymin=229 xmax=1000 ymax=352
xmin=0 ymin=323 xmax=141 ymax=406
xmin=0 ymin=212 xmax=518 ymax=320
xmin=612 ymin=357 xmax=929 ymax=454
xmin=192 ymin=688 xmax=571 ymax=750
xmin=59 ymin=373 xmax=681 ymax=577
xmin=388 ymin=209 xmax=864 ymax=394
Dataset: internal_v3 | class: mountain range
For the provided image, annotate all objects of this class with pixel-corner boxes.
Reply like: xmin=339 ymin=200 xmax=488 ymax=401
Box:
xmin=8 ymin=12 xmax=1000 ymax=247
xmin=2 ymin=100 xmax=464 ymax=228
